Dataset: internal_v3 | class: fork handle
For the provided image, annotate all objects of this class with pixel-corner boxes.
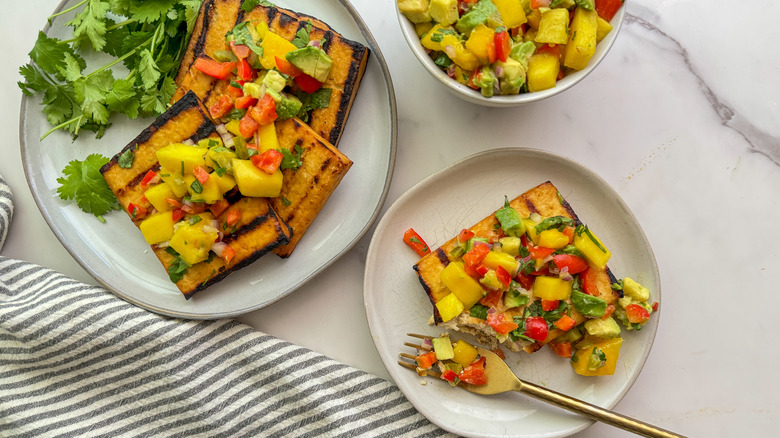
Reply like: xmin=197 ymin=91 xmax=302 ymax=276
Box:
xmin=518 ymin=380 xmax=686 ymax=438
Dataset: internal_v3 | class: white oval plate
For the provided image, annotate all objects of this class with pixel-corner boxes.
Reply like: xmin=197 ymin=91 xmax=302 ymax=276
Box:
xmin=364 ymin=148 xmax=660 ymax=438
xmin=20 ymin=0 xmax=396 ymax=319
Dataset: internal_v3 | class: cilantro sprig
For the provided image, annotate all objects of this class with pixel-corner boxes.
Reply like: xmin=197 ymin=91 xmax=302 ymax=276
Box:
xmin=19 ymin=0 xmax=202 ymax=140
xmin=56 ymin=154 xmax=121 ymax=222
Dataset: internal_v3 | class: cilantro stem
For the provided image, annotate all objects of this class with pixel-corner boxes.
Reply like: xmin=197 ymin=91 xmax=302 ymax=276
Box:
xmin=40 ymin=114 xmax=82 ymax=140
xmin=85 ymin=36 xmax=153 ymax=80
xmin=48 ymin=0 xmax=88 ymax=21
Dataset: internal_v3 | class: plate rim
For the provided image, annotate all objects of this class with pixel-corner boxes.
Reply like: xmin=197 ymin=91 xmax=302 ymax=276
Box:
xmin=364 ymin=147 xmax=661 ymax=437
xmin=19 ymin=0 xmax=398 ymax=319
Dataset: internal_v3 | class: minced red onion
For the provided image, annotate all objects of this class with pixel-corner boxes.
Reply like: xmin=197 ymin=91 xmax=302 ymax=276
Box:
xmin=215 ymin=124 xmax=228 ymax=135
xmin=420 ymin=338 xmax=433 ymax=350
xmin=209 ymin=219 xmax=220 ymax=229
xmin=494 ymin=66 xmax=504 ymax=77
xmin=487 ymin=307 xmax=497 ymax=315
xmin=308 ymin=39 xmax=321 ymax=48
xmin=211 ymin=241 xmax=227 ymax=257
xmin=444 ymin=45 xmax=456 ymax=59
xmin=201 ymin=225 xmax=219 ymax=235
xmin=559 ymin=267 xmax=573 ymax=282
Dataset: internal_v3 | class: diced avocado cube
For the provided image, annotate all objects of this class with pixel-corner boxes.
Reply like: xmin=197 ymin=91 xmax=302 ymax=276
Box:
xmin=286 ymin=46 xmax=333 ymax=83
xmin=456 ymin=0 xmax=499 ymax=35
xmin=494 ymin=200 xmax=526 ymax=236
xmin=432 ymin=336 xmax=455 ymax=361
xmin=479 ymin=269 xmax=503 ymax=290
xmin=498 ymin=236 xmax=522 ymax=256
xmin=398 ymin=0 xmax=431 ymax=24
xmin=276 ymin=95 xmax=303 ymax=121
xmin=243 ymin=82 xmax=263 ymax=99
xmin=496 ymin=57 xmax=526 ymax=95
xmin=264 ymin=68 xmax=288 ymax=94
xmin=429 ymin=0 xmax=459 ymax=26
xmin=622 ymin=278 xmax=650 ymax=302
xmin=504 ymin=286 xmax=530 ymax=308
xmin=583 ymin=317 xmax=621 ymax=339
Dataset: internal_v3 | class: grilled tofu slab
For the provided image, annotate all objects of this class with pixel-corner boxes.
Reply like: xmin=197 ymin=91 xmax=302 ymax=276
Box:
xmin=100 ymin=91 xmax=291 ymax=298
xmin=173 ymin=0 xmax=369 ymax=146
xmin=270 ymin=118 xmax=353 ymax=257
xmin=413 ymin=181 xmax=620 ymax=352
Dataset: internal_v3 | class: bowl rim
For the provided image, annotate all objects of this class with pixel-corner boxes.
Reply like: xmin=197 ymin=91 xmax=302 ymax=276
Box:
xmin=395 ymin=4 xmax=626 ymax=107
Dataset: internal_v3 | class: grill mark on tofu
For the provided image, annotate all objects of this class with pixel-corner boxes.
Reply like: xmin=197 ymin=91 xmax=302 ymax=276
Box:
xmin=320 ymin=31 xmax=334 ymax=52
xmin=278 ymin=10 xmax=295 ymax=27
xmin=559 ymin=195 xmax=582 ymax=225
xmin=525 ymin=198 xmax=538 ymax=214
xmin=222 ymin=211 xmax=271 ymax=243
xmin=434 ymin=248 xmax=450 ymax=267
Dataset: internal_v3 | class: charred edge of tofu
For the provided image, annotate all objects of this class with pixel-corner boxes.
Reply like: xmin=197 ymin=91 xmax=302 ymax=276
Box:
xmin=99 ymin=91 xmax=215 ymax=175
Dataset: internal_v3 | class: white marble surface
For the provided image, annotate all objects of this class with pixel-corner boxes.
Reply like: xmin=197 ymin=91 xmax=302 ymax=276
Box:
xmin=3 ymin=1 xmax=779 ymax=436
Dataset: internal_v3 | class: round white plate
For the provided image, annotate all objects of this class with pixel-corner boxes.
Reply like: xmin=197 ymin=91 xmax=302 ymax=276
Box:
xmin=20 ymin=0 xmax=396 ymax=319
xmin=364 ymin=148 xmax=660 ymax=438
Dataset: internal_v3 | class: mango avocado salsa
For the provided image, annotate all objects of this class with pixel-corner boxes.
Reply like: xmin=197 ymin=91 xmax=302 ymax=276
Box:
xmin=398 ymin=0 xmax=618 ymax=96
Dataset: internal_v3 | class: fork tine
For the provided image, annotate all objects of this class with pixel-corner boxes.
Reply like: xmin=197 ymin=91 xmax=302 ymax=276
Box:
xmin=407 ymin=333 xmax=431 ymax=340
xmin=404 ymin=342 xmax=425 ymax=350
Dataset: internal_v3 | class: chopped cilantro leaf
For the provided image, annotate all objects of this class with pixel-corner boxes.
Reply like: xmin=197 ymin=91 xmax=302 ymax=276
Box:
xmin=280 ymin=145 xmax=303 ymax=171
xmin=117 ymin=149 xmax=134 ymax=168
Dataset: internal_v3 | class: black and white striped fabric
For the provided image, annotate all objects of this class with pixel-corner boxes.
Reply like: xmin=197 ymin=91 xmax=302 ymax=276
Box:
xmin=0 ymin=176 xmax=450 ymax=437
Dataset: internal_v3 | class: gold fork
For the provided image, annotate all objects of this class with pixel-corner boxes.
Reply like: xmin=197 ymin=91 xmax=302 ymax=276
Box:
xmin=399 ymin=333 xmax=686 ymax=438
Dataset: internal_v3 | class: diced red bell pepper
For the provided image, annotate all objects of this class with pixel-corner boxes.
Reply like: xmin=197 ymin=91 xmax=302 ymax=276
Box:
xmin=486 ymin=38 xmax=497 ymax=64
xmin=458 ymin=228 xmax=475 ymax=243
xmin=140 ymin=170 xmax=159 ymax=188
xmin=239 ymin=111 xmax=260 ymax=138
xmin=227 ymin=80 xmax=245 ymax=97
xmin=441 ymin=369 xmax=458 ymax=383
xmin=487 ymin=312 xmax=519 ymax=335
xmin=494 ymin=30 xmax=511 ymax=63
xmin=479 ymin=289 xmax=503 ymax=308
xmin=515 ymin=272 xmax=534 ymax=290
xmin=225 ymin=209 xmax=241 ymax=226
xmin=209 ymin=94 xmax=234 ymax=119
xmin=171 ymin=208 xmax=185 ymax=222
xmin=548 ymin=341 xmax=572 ymax=358
xmin=236 ymin=58 xmax=254 ymax=81
xmin=209 ymin=199 xmax=230 ymax=218
xmin=475 ymin=264 xmax=489 ymax=277
xmin=523 ymin=316 xmax=548 ymax=342
xmin=294 ymin=73 xmax=323 ymax=94
xmin=458 ymin=356 xmax=487 ymax=385
xmin=562 ymin=226 xmax=575 ymax=244
xmin=193 ymin=166 xmax=210 ymax=184
xmin=652 ymin=301 xmax=659 ymax=312
xmin=275 ymin=56 xmax=302 ymax=77
xmin=463 ymin=243 xmax=490 ymax=269
xmin=467 ymin=70 xmax=480 ymax=90
xmin=581 ymin=266 xmax=601 ymax=296
xmin=536 ymin=43 xmax=561 ymax=58
xmin=602 ymin=303 xmax=616 ymax=320
xmin=193 ymin=57 xmax=236 ymax=80
xmin=250 ymin=149 xmax=284 ymax=174
xmin=541 ymin=299 xmax=559 ymax=312
xmin=553 ymin=314 xmax=576 ymax=331
xmin=529 ymin=246 xmax=555 ymax=260
xmin=595 ymin=0 xmax=623 ymax=21
xmin=495 ymin=265 xmax=511 ymax=287
xmin=235 ymin=95 xmax=258 ymax=109
xmin=625 ymin=304 xmax=650 ymax=324
xmin=552 ymin=254 xmax=588 ymax=275
xmin=415 ymin=351 xmax=438 ymax=369
xmin=249 ymin=94 xmax=278 ymax=126
xmin=127 ymin=203 xmax=147 ymax=219
xmin=403 ymin=228 xmax=430 ymax=257
xmin=166 ymin=198 xmax=182 ymax=208
xmin=181 ymin=202 xmax=206 ymax=214
xmin=229 ymin=41 xmax=251 ymax=59
xmin=530 ymin=0 xmax=552 ymax=9
xmin=221 ymin=245 xmax=236 ymax=264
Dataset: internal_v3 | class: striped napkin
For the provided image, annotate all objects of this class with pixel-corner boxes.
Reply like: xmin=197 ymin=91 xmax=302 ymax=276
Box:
xmin=0 ymin=176 xmax=450 ymax=437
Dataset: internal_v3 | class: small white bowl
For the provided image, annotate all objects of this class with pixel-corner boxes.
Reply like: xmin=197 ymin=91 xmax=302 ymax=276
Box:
xmin=396 ymin=5 xmax=625 ymax=107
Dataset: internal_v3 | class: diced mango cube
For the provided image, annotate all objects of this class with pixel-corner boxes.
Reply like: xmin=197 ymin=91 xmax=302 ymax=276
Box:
xmin=139 ymin=211 xmax=175 ymax=245
xmin=144 ymin=183 xmax=176 ymax=213
xmin=535 ymin=8 xmax=569 ymax=44
xmin=256 ymin=123 xmax=279 ymax=152
xmin=491 ymin=0 xmax=527 ymax=28
xmin=523 ymin=218 xmax=541 ymax=244
xmin=482 ymin=251 xmax=519 ymax=275
xmin=212 ymin=172 xmax=237 ymax=194
xmin=573 ymin=228 xmax=611 ymax=269
xmin=232 ymin=159 xmax=283 ymax=198
xmin=158 ymin=166 xmax=189 ymax=198
xmin=571 ymin=337 xmax=622 ymax=376
xmin=429 ymin=0 xmax=459 ymax=26
xmin=415 ymin=21 xmax=434 ymax=38
xmin=168 ymin=222 xmax=219 ymax=265
xmin=538 ymin=229 xmax=569 ymax=249
xmin=596 ymin=16 xmax=613 ymax=43
xmin=564 ymin=7 xmax=598 ymax=70
xmin=435 ymin=292 xmax=465 ymax=322
xmin=622 ymin=278 xmax=650 ymax=302
xmin=440 ymin=261 xmax=484 ymax=309
xmin=465 ymin=24 xmax=496 ymax=64
xmin=527 ymin=52 xmax=559 ymax=92
xmin=185 ymin=175 xmax=223 ymax=204
xmin=260 ymin=31 xmax=298 ymax=70
xmin=398 ymin=0 xmax=431 ymax=24
xmin=532 ymin=276 xmax=572 ymax=300
xmin=451 ymin=339 xmax=479 ymax=368
xmin=156 ymin=144 xmax=208 ymax=176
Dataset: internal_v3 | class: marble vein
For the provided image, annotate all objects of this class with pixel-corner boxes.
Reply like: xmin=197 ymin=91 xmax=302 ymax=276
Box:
xmin=626 ymin=13 xmax=780 ymax=166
